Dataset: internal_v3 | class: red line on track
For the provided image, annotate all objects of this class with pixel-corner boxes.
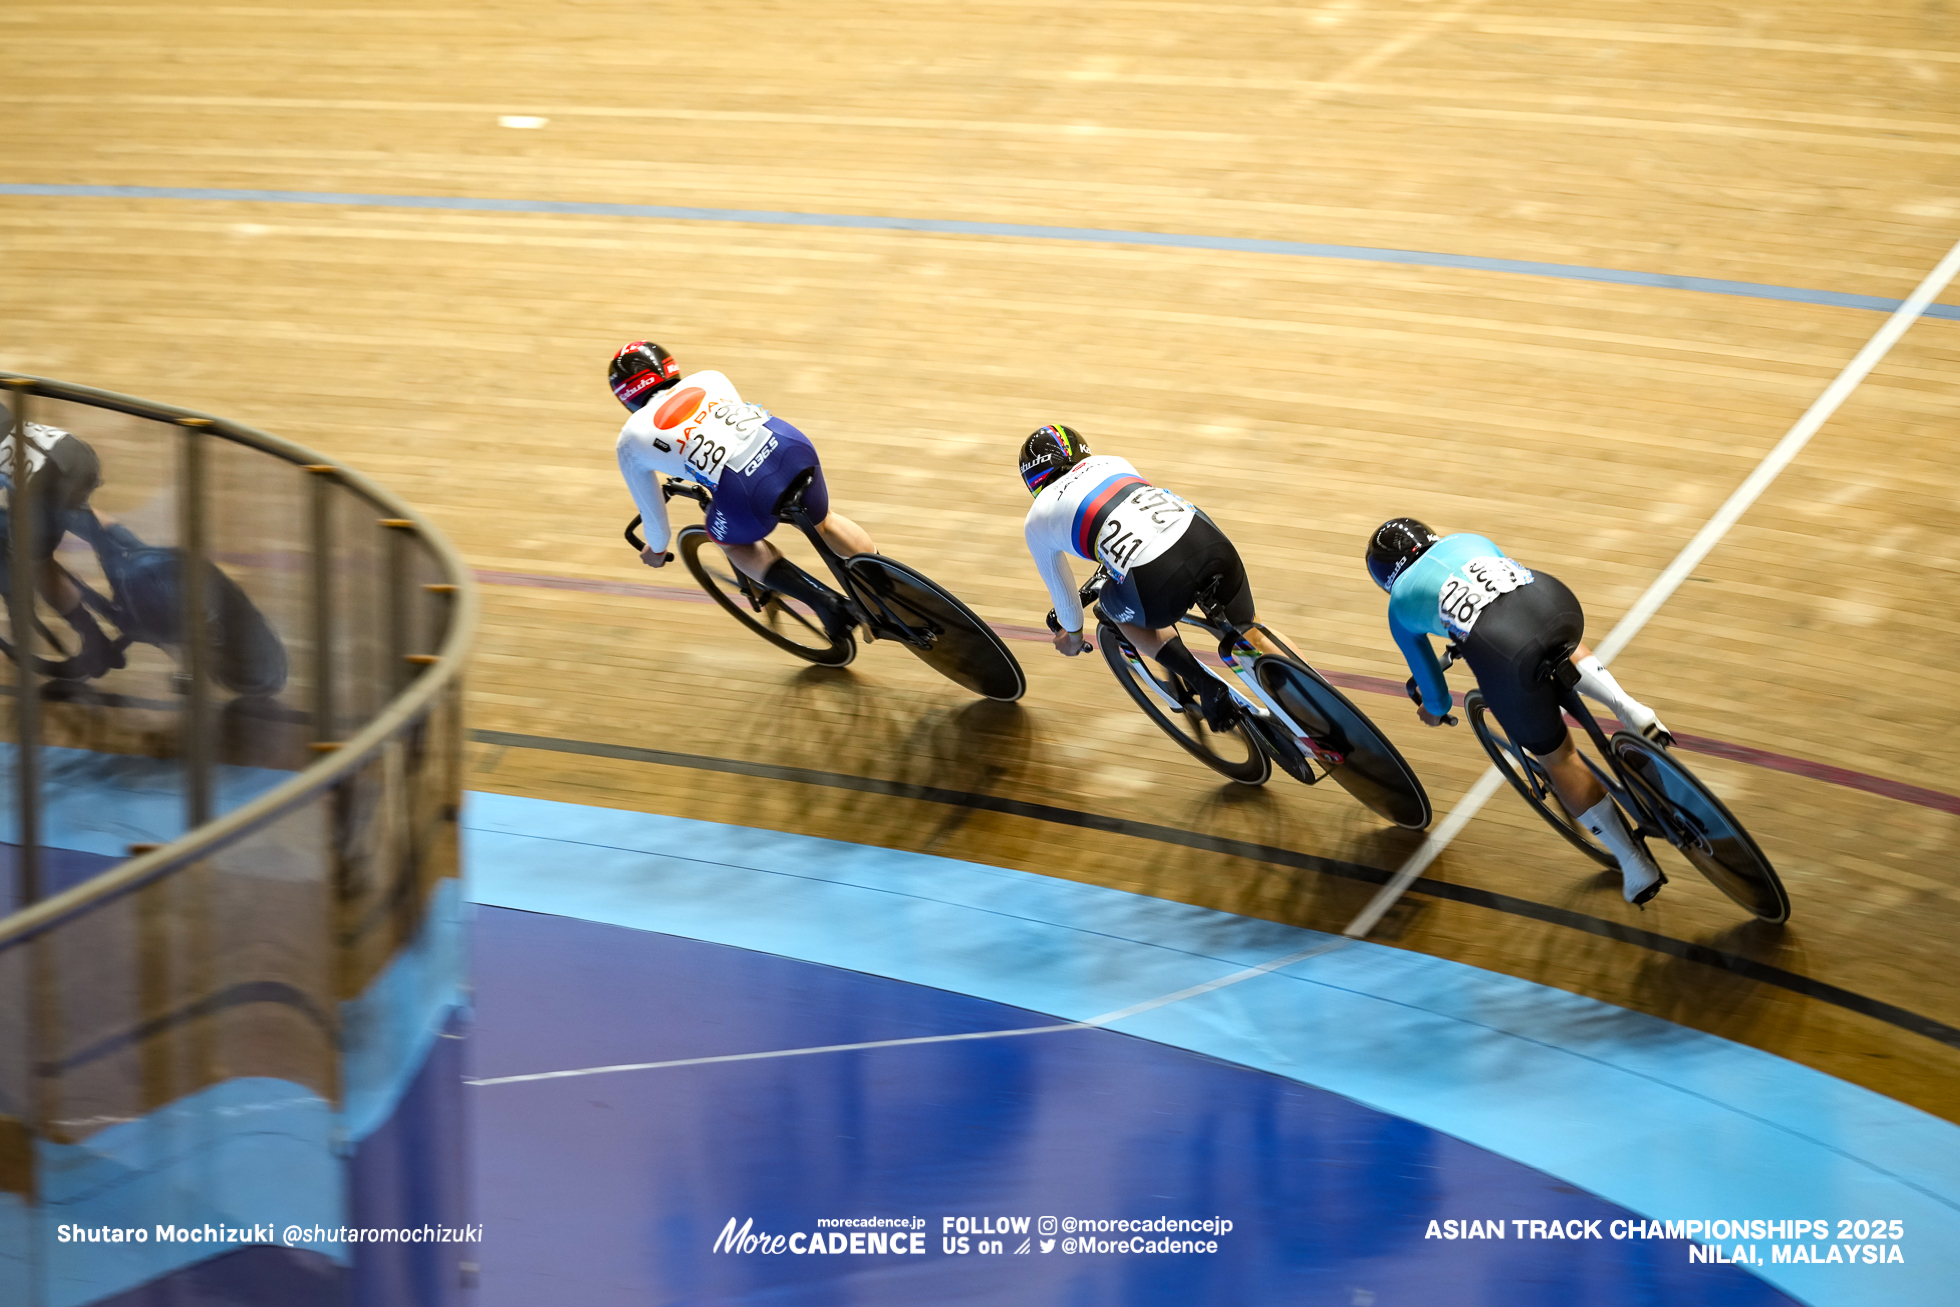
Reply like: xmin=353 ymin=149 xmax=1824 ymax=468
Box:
xmin=477 ymin=567 xmax=1959 ymax=818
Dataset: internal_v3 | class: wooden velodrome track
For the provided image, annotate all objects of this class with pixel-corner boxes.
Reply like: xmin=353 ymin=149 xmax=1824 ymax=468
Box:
xmin=4 ymin=1 xmax=1959 ymax=1117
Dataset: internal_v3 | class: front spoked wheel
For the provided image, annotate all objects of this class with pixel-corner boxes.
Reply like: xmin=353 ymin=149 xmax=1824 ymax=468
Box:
xmin=1098 ymin=622 xmax=1269 ymax=785
xmin=678 ymin=527 xmax=855 ymax=667
xmin=1256 ymin=658 xmax=1430 ymax=829
xmin=1465 ymin=690 xmax=1615 ymax=867
xmin=1612 ymin=734 xmax=1790 ymax=923
xmin=845 ymin=555 xmax=1025 ymax=701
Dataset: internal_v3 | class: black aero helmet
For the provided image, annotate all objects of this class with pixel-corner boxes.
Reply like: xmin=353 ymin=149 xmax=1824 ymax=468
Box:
xmin=1018 ymin=424 xmax=1091 ymax=495
xmin=609 ymin=341 xmax=682 ymax=411
xmin=1366 ymin=518 xmax=1440 ymax=592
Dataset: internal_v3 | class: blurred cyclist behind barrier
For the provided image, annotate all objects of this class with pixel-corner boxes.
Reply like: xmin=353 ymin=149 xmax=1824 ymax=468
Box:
xmin=0 ymin=419 xmax=123 ymax=679
xmin=1019 ymin=423 xmax=1293 ymax=730
xmin=1365 ymin=517 xmax=1671 ymax=904
xmin=608 ymin=341 xmax=878 ymax=638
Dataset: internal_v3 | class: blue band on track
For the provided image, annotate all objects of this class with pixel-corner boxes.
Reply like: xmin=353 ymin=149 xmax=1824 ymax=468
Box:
xmin=5 ymin=182 xmax=1956 ymax=320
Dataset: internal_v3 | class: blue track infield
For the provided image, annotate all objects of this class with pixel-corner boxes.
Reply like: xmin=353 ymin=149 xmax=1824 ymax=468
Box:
xmin=463 ymin=793 xmax=1960 ymax=1306
xmin=471 ymin=906 xmax=1796 ymax=1306
xmin=3 ymin=183 xmax=1956 ymax=322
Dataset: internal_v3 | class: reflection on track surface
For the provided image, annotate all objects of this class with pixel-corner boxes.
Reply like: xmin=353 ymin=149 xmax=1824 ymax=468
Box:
xmin=471 ymin=907 xmax=1794 ymax=1307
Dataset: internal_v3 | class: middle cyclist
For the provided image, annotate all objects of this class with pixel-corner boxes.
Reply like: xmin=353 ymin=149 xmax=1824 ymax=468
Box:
xmin=1018 ymin=424 xmax=1288 ymax=729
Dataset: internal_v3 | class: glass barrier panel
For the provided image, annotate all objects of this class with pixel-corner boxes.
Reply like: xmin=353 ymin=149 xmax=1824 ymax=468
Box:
xmin=0 ymin=380 xmax=471 ymax=1305
xmin=205 ymin=436 xmax=310 ymax=780
xmin=0 ymin=934 xmax=34 ymax=1302
xmin=326 ymin=481 xmax=389 ymax=743
xmin=5 ymin=396 xmax=189 ymax=910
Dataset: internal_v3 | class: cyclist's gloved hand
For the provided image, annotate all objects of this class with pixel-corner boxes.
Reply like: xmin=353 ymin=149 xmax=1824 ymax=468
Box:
xmin=1407 ymin=676 xmax=1455 ymax=726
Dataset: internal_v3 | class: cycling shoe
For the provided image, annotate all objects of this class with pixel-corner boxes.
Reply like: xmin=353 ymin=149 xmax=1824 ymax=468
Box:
xmin=1189 ymin=675 xmax=1238 ymax=733
xmin=811 ymin=595 xmax=857 ymax=643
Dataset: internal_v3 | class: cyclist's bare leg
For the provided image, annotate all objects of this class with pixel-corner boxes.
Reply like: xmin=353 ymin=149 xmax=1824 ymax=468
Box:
xmin=1115 ymin=621 xmax=1177 ymax=659
xmin=1531 ymin=727 xmax=1664 ymax=901
xmin=722 ymin=536 xmax=856 ymax=641
xmin=721 ymin=539 xmax=783 ymax=585
xmin=37 ymin=531 xmax=122 ymax=675
xmin=1533 ymin=731 xmax=1606 ymax=818
xmin=722 ymin=513 xmax=872 ymax=583
xmin=39 ymin=558 xmax=81 ymax=615
xmin=1243 ymin=622 xmax=1294 ymax=661
xmin=815 ymin=511 xmax=876 ymax=558
xmin=1124 ymin=616 xmax=1293 ymax=663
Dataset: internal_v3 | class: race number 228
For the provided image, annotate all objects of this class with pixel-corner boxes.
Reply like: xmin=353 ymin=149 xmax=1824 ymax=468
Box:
xmin=1439 ymin=556 xmax=1532 ymax=637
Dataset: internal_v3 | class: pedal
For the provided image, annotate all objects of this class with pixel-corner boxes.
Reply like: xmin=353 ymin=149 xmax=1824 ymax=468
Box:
xmin=1303 ymin=738 xmax=1347 ymax=768
xmin=1630 ymin=870 xmax=1668 ymax=909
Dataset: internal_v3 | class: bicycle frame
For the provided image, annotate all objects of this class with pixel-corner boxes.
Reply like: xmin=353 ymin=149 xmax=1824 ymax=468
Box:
xmin=1470 ymin=650 xmax=1705 ymax=857
xmin=641 ymin=476 xmax=940 ymax=649
xmin=1090 ymin=584 xmax=1346 ymax=777
xmin=1556 ymin=682 xmax=1717 ymax=856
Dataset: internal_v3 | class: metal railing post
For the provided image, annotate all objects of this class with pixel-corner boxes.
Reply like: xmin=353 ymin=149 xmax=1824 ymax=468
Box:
xmin=382 ymin=518 xmax=414 ymax=696
xmin=5 ymin=379 xmax=42 ymax=911
xmin=3 ymin=379 xmax=48 ymax=1307
xmin=307 ymin=466 xmax=337 ymax=745
xmin=178 ymin=418 xmax=212 ymax=830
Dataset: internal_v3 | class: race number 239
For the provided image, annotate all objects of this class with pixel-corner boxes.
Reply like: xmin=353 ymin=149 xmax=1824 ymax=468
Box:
xmin=1438 ymin=556 xmax=1533 ymax=637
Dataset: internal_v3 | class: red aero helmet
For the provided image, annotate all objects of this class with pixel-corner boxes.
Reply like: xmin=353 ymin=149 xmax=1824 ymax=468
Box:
xmin=609 ymin=341 xmax=682 ymax=411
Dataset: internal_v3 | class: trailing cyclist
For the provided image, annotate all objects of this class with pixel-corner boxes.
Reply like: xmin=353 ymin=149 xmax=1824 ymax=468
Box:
xmin=1019 ymin=424 xmax=1287 ymax=730
xmin=609 ymin=341 xmax=876 ymax=637
xmin=1364 ymin=517 xmax=1670 ymax=905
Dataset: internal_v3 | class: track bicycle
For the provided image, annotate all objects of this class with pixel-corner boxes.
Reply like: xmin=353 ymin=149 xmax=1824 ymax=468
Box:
xmin=627 ymin=474 xmax=1026 ymax=702
xmin=1464 ymin=651 xmax=1790 ymax=922
xmin=1054 ymin=570 xmax=1431 ymax=829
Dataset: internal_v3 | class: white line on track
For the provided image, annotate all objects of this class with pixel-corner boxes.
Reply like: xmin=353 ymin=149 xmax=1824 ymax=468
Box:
xmin=467 ymin=938 xmax=1349 ymax=1087
xmin=1342 ymin=234 xmax=1960 ymax=942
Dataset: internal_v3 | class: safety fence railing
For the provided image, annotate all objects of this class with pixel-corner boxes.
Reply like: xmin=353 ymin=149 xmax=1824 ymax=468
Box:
xmin=0 ymin=373 xmax=477 ymax=1306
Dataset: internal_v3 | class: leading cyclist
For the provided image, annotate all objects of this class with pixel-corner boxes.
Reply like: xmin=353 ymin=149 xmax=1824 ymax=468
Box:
xmin=608 ymin=341 xmax=877 ymax=637
xmin=1365 ymin=517 xmax=1669 ymax=905
xmin=1019 ymin=424 xmax=1288 ymax=729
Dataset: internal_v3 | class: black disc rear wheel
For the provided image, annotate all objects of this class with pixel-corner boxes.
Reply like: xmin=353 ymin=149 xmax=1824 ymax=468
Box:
xmin=1256 ymin=658 xmax=1430 ymax=828
xmin=679 ymin=527 xmax=855 ymax=667
xmin=1612 ymin=734 xmax=1790 ymax=923
xmin=1466 ymin=690 xmax=1616 ymax=867
xmin=1099 ymin=622 xmax=1269 ymax=785
xmin=845 ymin=555 xmax=1025 ymax=700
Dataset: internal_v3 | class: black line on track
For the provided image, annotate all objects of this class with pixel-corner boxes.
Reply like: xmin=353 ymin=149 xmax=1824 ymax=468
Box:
xmin=472 ymin=728 xmax=1960 ymax=1054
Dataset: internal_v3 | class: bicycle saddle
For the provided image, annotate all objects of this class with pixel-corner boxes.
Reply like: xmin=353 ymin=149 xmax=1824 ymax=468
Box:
xmin=769 ymin=470 xmax=818 ymax=523
xmin=1535 ymin=643 xmax=1581 ymax=688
